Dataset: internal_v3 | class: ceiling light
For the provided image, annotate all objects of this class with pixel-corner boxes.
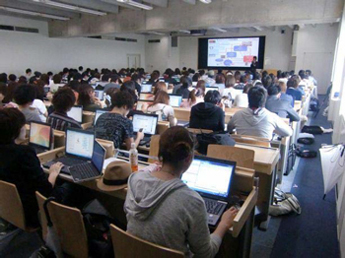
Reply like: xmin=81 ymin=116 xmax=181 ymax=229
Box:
xmin=0 ymin=6 xmax=70 ymax=21
xmin=149 ymin=31 xmax=165 ymax=35
xmin=33 ymin=0 xmax=107 ymax=16
xmin=116 ymin=0 xmax=153 ymax=10
xmin=199 ymin=0 xmax=212 ymax=4
xmin=179 ymin=30 xmax=191 ymax=34
xmin=210 ymin=27 xmax=227 ymax=33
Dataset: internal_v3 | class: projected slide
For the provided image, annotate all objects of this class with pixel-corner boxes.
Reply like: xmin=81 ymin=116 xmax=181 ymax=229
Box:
xmin=207 ymin=37 xmax=260 ymax=67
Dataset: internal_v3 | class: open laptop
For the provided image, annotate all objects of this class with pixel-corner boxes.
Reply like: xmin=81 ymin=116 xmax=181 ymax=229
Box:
xmin=141 ymin=84 xmax=152 ymax=93
xmin=43 ymin=128 xmax=95 ymax=174
xmin=132 ymin=113 xmax=158 ymax=145
xmin=68 ymin=140 xmax=106 ymax=182
xmin=93 ymin=109 xmax=109 ymax=126
xmin=169 ymin=94 xmax=183 ymax=107
xmin=136 ymin=100 xmax=153 ymax=111
xmin=67 ymin=105 xmax=83 ymax=123
xmin=205 ymin=86 xmax=220 ymax=94
xmin=29 ymin=121 xmax=53 ymax=154
xmin=94 ymin=90 xmax=105 ymax=101
xmin=181 ymin=155 xmax=236 ymax=226
xmin=139 ymin=93 xmax=154 ymax=101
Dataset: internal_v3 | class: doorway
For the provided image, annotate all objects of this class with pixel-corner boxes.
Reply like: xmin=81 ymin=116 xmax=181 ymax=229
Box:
xmin=127 ymin=54 xmax=141 ymax=69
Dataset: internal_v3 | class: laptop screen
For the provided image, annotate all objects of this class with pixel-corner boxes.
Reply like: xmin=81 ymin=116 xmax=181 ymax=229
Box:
xmin=29 ymin=122 xmax=52 ymax=149
xmin=181 ymin=156 xmax=235 ymax=198
xmin=136 ymin=101 xmax=153 ymax=111
xmin=205 ymin=87 xmax=219 ymax=94
xmin=67 ymin=106 xmax=83 ymax=123
xmin=94 ymin=109 xmax=109 ymax=125
xmin=169 ymin=95 xmax=182 ymax=107
xmin=141 ymin=84 xmax=152 ymax=93
xmin=66 ymin=129 xmax=95 ymax=159
xmin=94 ymin=90 xmax=104 ymax=101
xmin=92 ymin=141 xmax=106 ymax=173
xmin=132 ymin=114 xmax=158 ymax=135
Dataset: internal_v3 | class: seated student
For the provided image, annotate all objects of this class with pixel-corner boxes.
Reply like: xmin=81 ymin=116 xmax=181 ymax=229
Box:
xmin=0 ymin=83 xmax=7 ymax=107
xmin=49 ymin=74 xmax=65 ymax=92
xmin=176 ymin=77 xmax=191 ymax=98
xmin=0 ymin=108 xmax=63 ymax=227
xmin=180 ymin=80 xmax=205 ymax=108
xmin=147 ymin=91 xmax=176 ymax=127
xmin=265 ymin=85 xmax=300 ymax=122
xmin=228 ymin=86 xmax=292 ymax=139
xmin=47 ymin=87 xmax=82 ymax=131
xmin=214 ymin=73 xmax=226 ymax=93
xmin=13 ymin=84 xmax=41 ymax=123
xmin=78 ymin=84 xmax=102 ymax=112
xmin=189 ymin=90 xmax=225 ymax=132
xmin=153 ymin=81 xmax=168 ymax=95
xmin=222 ymin=74 xmax=239 ymax=101
xmin=94 ymin=90 xmax=144 ymax=149
xmin=286 ymin=77 xmax=303 ymax=101
xmin=124 ymin=126 xmax=238 ymax=257
xmin=234 ymin=75 xmax=247 ymax=89
xmin=104 ymin=74 xmax=121 ymax=92
xmin=131 ymin=73 xmax=142 ymax=96
xmin=233 ymin=84 xmax=252 ymax=108
xmin=279 ymin=80 xmax=294 ymax=107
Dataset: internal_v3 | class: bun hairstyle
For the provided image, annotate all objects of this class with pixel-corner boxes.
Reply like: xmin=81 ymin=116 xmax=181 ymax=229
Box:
xmin=159 ymin=126 xmax=194 ymax=172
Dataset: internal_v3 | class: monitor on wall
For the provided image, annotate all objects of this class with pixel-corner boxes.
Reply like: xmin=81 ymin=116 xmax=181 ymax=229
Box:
xmin=198 ymin=36 xmax=266 ymax=70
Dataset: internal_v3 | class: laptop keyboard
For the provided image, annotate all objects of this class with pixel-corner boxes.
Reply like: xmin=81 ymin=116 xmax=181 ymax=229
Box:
xmin=204 ymin=198 xmax=227 ymax=215
xmin=69 ymin=163 xmax=99 ymax=180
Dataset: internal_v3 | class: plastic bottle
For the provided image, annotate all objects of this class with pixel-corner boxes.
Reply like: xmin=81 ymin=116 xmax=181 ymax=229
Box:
xmin=129 ymin=143 xmax=138 ymax=172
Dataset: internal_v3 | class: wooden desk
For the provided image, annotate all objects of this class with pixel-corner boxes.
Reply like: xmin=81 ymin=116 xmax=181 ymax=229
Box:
xmin=39 ymin=149 xmax=258 ymax=257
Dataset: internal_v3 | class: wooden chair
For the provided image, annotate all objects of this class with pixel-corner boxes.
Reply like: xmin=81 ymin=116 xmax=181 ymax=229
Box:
xmin=173 ymin=108 xmax=190 ymax=121
xmin=110 ymin=224 xmax=184 ymax=258
xmin=207 ymin=145 xmax=255 ymax=193
xmin=187 ymin=128 xmax=213 ymax=134
xmin=231 ymin=134 xmax=271 ymax=147
xmin=0 ymin=180 xmax=38 ymax=232
xmin=35 ymin=191 xmax=49 ymax=240
xmin=157 ymin=121 xmax=170 ymax=135
xmin=47 ymin=198 xmax=89 ymax=258
xmin=148 ymin=135 xmax=160 ymax=163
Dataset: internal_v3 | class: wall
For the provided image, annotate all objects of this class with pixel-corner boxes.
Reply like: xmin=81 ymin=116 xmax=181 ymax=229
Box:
xmin=294 ymin=23 xmax=338 ymax=94
xmin=0 ymin=15 xmax=146 ymax=75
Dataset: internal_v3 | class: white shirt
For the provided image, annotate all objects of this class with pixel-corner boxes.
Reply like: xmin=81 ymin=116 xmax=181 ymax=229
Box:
xmin=49 ymin=83 xmax=65 ymax=92
xmin=147 ymin=103 xmax=176 ymax=127
xmin=30 ymin=99 xmax=47 ymax=122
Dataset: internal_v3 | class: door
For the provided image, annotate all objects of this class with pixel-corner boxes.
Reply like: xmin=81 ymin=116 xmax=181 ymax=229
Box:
xmin=127 ymin=54 xmax=141 ymax=69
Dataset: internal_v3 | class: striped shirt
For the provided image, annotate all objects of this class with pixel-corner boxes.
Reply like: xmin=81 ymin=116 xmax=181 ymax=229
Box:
xmin=47 ymin=111 xmax=81 ymax=132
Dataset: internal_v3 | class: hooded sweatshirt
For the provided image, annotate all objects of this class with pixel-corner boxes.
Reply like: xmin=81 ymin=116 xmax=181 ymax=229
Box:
xmin=124 ymin=166 xmax=222 ymax=257
xmin=189 ymin=102 xmax=225 ymax=132
xmin=227 ymin=107 xmax=292 ymax=139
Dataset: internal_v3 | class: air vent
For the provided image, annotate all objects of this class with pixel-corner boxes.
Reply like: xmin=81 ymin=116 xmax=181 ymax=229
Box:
xmin=88 ymin=36 xmax=102 ymax=39
xmin=148 ymin=39 xmax=160 ymax=43
xmin=115 ymin=37 xmax=126 ymax=41
xmin=0 ymin=25 xmax=39 ymax=33
xmin=115 ymin=37 xmax=137 ymax=42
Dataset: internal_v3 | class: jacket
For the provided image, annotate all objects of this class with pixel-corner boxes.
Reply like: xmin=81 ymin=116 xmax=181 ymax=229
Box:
xmin=265 ymin=95 xmax=300 ymax=122
xmin=189 ymin=102 xmax=225 ymax=132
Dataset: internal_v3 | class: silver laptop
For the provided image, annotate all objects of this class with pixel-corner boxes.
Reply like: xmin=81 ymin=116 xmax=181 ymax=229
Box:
xmin=67 ymin=105 xmax=83 ymax=123
xmin=181 ymin=155 xmax=236 ymax=226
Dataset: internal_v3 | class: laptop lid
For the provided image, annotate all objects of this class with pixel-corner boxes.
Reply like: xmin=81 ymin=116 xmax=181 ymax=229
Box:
xmin=94 ymin=109 xmax=109 ymax=125
xmin=65 ymin=127 xmax=95 ymax=159
xmin=136 ymin=100 xmax=153 ymax=111
xmin=94 ymin=90 xmax=105 ymax=101
xmin=141 ymin=84 xmax=152 ymax=93
xmin=29 ymin=121 xmax=52 ymax=150
xmin=181 ymin=155 xmax=235 ymax=201
xmin=132 ymin=113 xmax=158 ymax=136
xmin=91 ymin=140 xmax=106 ymax=174
xmin=169 ymin=94 xmax=183 ymax=107
xmin=205 ymin=87 xmax=219 ymax=94
xmin=67 ymin=105 xmax=83 ymax=123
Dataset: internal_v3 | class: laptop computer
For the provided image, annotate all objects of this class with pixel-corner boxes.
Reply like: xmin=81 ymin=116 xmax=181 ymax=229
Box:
xmin=43 ymin=127 xmax=95 ymax=174
xmin=93 ymin=109 xmax=109 ymax=126
xmin=67 ymin=105 xmax=83 ymax=123
xmin=136 ymin=100 xmax=153 ymax=111
xmin=181 ymin=155 xmax=236 ymax=226
xmin=29 ymin=121 xmax=53 ymax=154
xmin=169 ymin=94 xmax=183 ymax=107
xmin=141 ymin=84 xmax=152 ymax=93
xmin=132 ymin=113 xmax=158 ymax=145
xmin=139 ymin=93 xmax=154 ymax=101
xmin=68 ymin=140 xmax=106 ymax=182
xmin=205 ymin=86 xmax=220 ymax=94
xmin=94 ymin=90 xmax=105 ymax=101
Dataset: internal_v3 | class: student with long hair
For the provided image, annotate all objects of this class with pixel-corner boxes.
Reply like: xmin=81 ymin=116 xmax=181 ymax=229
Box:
xmin=180 ymin=80 xmax=205 ymax=108
xmin=78 ymin=84 xmax=102 ymax=112
xmin=147 ymin=91 xmax=176 ymax=127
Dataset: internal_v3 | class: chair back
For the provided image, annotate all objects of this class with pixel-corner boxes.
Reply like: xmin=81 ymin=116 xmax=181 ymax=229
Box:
xmin=110 ymin=224 xmax=184 ymax=258
xmin=173 ymin=108 xmax=190 ymax=121
xmin=48 ymin=200 xmax=88 ymax=258
xmin=148 ymin=135 xmax=160 ymax=163
xmin=187 ymin=128 xmax=213 ymax=134
xmin=35 ymin=191 xmax=49 ymax=241
xmin=0 ymin=180 xmax=26 ymax=230
xmin=231 ymin=135 xmax=271 ymax=147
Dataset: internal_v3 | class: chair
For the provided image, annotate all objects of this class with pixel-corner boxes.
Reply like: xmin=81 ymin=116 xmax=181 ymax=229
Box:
xmin=187 ymin=128 xmax=213 ymax=134
xmin=207 ymin=145 xmax=255 ymax=193
xmin=110 ymin=224 xmax=184 ymax=258
xmin=46 ymin=197 xmax=89 ymax=258
xmin=231 ymin=134 xmax=271 ymax=147
xmin=148 ymin=135 xmax=160 ymax=163
xmin=0 ymin=180 xmax=37 ymax=232
xmin=35 ymin=192 xmax=49 ymax=241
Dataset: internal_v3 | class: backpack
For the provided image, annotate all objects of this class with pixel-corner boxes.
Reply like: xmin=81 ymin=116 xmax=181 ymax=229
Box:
xmin=196 ymin=131 xmax=235 ymax=155
xmin=301 ymin=125 xmax=323 ymax=135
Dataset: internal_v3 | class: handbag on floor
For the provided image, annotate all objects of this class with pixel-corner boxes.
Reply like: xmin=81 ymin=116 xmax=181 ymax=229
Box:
xmin=269 ymin=188 xmax=302 ymax=216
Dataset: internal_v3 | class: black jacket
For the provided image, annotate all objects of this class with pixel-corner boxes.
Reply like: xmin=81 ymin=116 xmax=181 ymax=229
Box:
xmin=189 ymin=102 xmax=225 ymax=132
xmin=0 ymin=143 xmax=53 ymax=227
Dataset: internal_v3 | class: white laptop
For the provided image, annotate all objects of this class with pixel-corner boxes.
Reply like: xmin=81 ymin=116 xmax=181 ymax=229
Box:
xmin=67 ymin=105 xmax=83 ymax=123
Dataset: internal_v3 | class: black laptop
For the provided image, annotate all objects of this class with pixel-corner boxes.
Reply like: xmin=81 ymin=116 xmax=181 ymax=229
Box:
xmin=181 ymin=155 xmax=236 ymax=226
xmin=132 ymin=113 xmax=158 ymax=146
xmin=29 ymin=121 xmax=53 ymax=154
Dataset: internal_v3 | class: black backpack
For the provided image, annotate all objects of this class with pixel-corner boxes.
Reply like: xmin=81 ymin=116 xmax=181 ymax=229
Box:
xmin=196 ymin=131 xmax=235 ymax=155
xmin=301 ymin=125 xmax=323 ymax=135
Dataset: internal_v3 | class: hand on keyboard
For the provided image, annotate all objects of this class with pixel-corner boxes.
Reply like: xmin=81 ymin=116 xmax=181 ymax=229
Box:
xmin=219 ymin=207 xmax=239 ymax=229
xmin=49 ymin=162 xmax=63 ymax=175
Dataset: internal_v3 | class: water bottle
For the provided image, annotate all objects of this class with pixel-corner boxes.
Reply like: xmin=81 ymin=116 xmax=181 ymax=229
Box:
xmin=129 ymin=143 xmax=138 ymax=172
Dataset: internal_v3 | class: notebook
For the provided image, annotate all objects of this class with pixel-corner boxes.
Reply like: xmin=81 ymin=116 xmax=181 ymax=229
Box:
xmin=169 ymin=94 xmax=183 ymax=107
xmin=67 ymin=105 xmax=83 ymax=123
xmin=43 ymin=128 xmax=95 ymax=174
xmin=132 ymin=113 xmax=158 ymax=144
xmin=181 ymin=155 xmax=236 ymax=226
xmin=93 ymin=109 xmax=109 ymax=126
xmin=68 ymin=140 xmax=106 ymax=182
xmin=29 ymin=121 xmax=53 ymax=154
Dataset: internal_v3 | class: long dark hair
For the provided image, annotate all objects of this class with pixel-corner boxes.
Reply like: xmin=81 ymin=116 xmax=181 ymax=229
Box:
xmin=78 ymin=84 xmax=94 ymax=106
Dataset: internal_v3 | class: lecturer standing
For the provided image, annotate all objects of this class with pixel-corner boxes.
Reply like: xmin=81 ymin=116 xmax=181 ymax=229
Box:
xmin=250 ymin=56 xmax=258 ymax=78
